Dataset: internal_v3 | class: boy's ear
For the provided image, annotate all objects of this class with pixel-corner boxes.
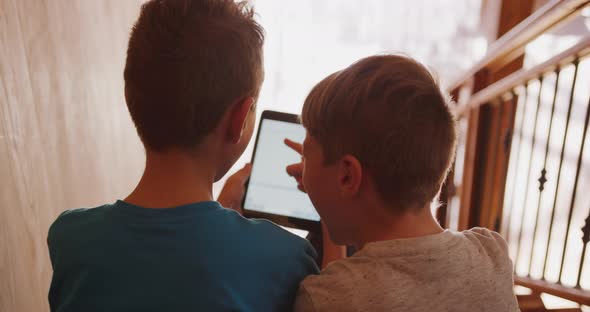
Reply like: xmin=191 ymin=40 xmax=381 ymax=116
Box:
xmin=338 ymin=155 xmax=363 ymax=197
xmin=227 ymin=97 xmax=255 ymax=144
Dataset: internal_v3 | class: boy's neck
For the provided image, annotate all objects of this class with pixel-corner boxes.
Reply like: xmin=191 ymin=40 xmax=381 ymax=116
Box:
xmin=355 ymin=204 xmax=444 ymax=250
xmin=125 ymin=150 xmax=217 ymax=208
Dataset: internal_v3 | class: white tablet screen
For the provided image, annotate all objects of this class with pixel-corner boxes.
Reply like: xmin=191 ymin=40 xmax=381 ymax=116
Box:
xmin=244 ymin=119 xmax=321 ymax=221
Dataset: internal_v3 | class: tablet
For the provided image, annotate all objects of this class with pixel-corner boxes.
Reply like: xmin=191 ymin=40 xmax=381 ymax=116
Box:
xmin=242 ymin=110 xmax=321 ymax=231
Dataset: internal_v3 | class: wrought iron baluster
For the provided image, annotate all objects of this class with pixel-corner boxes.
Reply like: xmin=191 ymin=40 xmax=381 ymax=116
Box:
xmin=560 ymin=75 xmax=590 ymax=283
xmin=528 ymin=69 xmax=560 ymax=275
xmin=542 ymin=60 xmax=580 ymax=278
xmin=576 ymin=98 xmax=590 ymax=286
xmin=556 ymin=59 xmax=584 ymax=283
xmin=579 ymin=211 xmax=590 ymax=288
xmin=515 ymin=76 xmax=545 ymax=273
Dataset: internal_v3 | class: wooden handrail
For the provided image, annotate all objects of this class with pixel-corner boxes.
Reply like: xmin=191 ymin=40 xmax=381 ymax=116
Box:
xmin=515 ymin=276 xmax=590 ymax=306
xmin=447 ymin=0 xmax=590 ymax=306
xmin=448 ymin=0 xmax=590 ymax=92
xmin=455 ymin=34 xmax=590 ymax=117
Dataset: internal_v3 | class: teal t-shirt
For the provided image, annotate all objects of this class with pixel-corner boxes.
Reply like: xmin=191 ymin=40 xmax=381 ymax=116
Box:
xmin=47 ymin=200 xmax=318 ymax=312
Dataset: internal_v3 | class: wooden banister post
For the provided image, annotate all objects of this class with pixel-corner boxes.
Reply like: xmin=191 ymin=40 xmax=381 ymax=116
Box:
xmin=457 ymin=0 xmax=535 ymax=230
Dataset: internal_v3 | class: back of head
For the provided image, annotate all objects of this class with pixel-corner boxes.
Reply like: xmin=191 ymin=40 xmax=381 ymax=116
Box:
xmin=302 ymin=55 xmax=457 ymax=213
xmin=124 ymin=0 xmax=264 ymax=152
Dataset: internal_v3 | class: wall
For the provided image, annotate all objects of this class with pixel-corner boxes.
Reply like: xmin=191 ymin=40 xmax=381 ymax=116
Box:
xmin=0 ymin=1 xmax=145 ymax=310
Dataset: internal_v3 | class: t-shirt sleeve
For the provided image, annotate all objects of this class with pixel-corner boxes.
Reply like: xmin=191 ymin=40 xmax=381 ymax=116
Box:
xmin=261 ymin=225 xmax=319 ymax=311
xmin=285 ymin=239 xmax=320 ymax=310
xmin=47 ymin=210 xmax=72 ymax=270
xmin=294 ymin=284 xmax=316 ymax=312
xmin=47 ymin=209 xmax=76 ymax=311
xmin=468 ymin=227 xmax=513 ymax=269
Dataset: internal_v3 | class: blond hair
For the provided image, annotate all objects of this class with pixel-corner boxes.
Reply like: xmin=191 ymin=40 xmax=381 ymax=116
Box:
xmin=302 ymin=55 xmax=457 ymax=212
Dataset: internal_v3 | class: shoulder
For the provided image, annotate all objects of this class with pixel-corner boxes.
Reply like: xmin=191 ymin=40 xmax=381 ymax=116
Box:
xmin=256 ymin=219 xmax=318 ymax=266
xmin=50 ymin=205 xmax=109 ymax=228
xmin=460 ymin=227 xmax=512 ymax=268
xmin=47 ymin=205 xmax=111 ymax=246
xmin=302 ymin=256 xmax=365 ymax=288
xmin=296 ymin=257 xmax=367 ymax=310
xmin=218 ymin=209 xmax=319 ymax=267
xmin=461 ymin=227 xmax=509 ymax=253
xmin=231 ymin=211 xmax=317 ymax=256
xmin=255 ymin=220 xmax=312 ymax=249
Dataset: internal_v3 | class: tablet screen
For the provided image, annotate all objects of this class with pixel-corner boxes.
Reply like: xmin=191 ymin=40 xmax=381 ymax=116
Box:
xmin=244 ymin=118 xmax=321 ymax=221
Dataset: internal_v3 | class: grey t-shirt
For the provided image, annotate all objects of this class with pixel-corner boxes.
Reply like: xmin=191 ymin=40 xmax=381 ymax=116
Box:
xmin=294 ymin=228 xmax=519 ymax=312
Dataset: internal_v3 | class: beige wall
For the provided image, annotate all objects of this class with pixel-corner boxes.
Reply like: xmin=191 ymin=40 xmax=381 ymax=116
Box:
xmin=0 ymin=1 xmax=145 ymax=310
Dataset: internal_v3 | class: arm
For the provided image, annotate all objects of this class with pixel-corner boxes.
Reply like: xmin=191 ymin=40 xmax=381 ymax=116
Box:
xmin=217 ymin=163 xmax=251 ymax=214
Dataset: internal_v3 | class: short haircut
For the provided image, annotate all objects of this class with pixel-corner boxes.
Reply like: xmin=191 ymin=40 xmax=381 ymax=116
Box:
xmin=124 ymin=0 xmax=264 ymax=151
xmin=301 ymin=55 xmax=457 ymax=212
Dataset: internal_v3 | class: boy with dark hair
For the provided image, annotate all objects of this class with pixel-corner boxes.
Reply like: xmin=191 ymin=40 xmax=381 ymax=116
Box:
xmin=286 ymin=55 xmax=519 ymax=312
xmin=47 ymin=1 xmax=317 ymax=311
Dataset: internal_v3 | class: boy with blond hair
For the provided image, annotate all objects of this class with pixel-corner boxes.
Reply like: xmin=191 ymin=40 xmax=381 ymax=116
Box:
xmin=47 ymin=1 xmax=317 ymax=311
xmin=286 ymin=55 xmax=519 ymax=312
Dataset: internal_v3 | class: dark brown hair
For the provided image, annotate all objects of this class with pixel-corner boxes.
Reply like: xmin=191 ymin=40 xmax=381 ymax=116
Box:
xmin=302 ymin=54 xmax=457 ymax=212
xmin=124 ymin=0 xmax=264 ymax=151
